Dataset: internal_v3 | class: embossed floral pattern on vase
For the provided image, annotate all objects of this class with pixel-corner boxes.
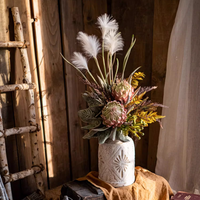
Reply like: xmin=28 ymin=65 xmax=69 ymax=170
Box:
xmin=114 ymin=150 xmax=130 ymax=178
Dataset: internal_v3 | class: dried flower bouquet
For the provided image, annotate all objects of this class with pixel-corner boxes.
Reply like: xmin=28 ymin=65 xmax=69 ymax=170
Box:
xmin=61 ymin=14 xmax=165 ymax=144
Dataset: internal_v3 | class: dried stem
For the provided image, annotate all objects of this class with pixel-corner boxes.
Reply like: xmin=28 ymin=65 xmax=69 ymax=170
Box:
xmin=102 ymin=41 xmax=108 ymax=83
xmin=94 ymin=58 xmax=105 ymax=83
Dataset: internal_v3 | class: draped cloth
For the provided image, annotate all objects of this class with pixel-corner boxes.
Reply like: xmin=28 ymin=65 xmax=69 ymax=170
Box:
xmin=0 ymin=176 xmax=8 ymax=200
xmin=155 ymin=0 xmax=200 ymax=194
xmin=78 ymin=167 xmax=173 ymax=200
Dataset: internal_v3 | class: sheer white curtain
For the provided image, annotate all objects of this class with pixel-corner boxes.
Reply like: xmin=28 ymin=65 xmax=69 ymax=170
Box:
xmin=0 ymin=176 xmax=8 ymax=200
xmin=155 ymin=0 xmax=200 ymax=194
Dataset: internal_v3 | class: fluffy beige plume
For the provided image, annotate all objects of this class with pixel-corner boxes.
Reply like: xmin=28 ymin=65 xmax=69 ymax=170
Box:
xmin=77 ymin=32 xmax=101 ymax=58
xmin=96 ymin=13 xmax=119 ymax=38
xmin=104 ymin=30 xmax=124 ymax=55
xmin=71 ymin=52 xmax=88 ymax=70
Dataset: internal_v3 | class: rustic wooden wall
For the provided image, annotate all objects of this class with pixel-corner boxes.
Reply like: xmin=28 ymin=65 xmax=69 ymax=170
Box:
xmin=111 ymin=0 xmax=154 ymax=168
xmin=148 ymin=0 xmax=180 ymax=171
xmin=0 ymin=0 xmax=179 ymax=198
xmin=31 ymin=0 xmax=71 ymax=189
xmin=59 ymin=0 xmax=89 ymax=182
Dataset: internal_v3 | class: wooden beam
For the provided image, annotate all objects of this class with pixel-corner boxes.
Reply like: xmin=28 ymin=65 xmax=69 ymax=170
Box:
xmin=0 ymin=83 xmax=35 ymax=93
xmin=0 ymin=41 xmax=29 ymax=48
xmin=59 ymin=0 xmax=90 ymax=179
xmin=32 ymin=0 xmax=71 ymax=188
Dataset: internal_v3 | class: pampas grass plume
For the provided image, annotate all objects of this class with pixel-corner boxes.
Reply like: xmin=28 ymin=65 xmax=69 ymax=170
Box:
xmin=104 ymin=30 xmax=124 ymax=55
xmin=71 ymin=52 xmax=88 ymax=71
xmin=97 ymin=13 xmax=119 ymax=39
xmin=77 ymin=32 xmax=101 ymax=58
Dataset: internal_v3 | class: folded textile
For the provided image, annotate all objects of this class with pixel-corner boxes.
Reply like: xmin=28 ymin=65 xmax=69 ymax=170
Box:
xmin=0 ymin=176 xmax=8 ymax=200
xmin=77 ymin=166 xmax=173 ymax=200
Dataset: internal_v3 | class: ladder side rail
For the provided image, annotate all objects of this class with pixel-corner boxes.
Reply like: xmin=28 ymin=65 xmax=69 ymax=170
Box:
xmin=11 ymin=7 xmax=44 ymax=194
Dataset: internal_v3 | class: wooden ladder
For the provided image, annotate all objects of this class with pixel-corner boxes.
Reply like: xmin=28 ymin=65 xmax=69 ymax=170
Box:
xmin=0 ymin=7 xmax=44 ymax=199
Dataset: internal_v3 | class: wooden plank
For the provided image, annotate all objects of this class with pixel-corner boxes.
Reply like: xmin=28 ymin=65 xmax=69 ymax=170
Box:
xmin=82 ymin=0 xmax=107 ymax=171
xmin=0 ymin=0 xmax=21 ymax=199
xmin=32 ymin=0 xmax=71 ymax=188
xmin=59 ymin=0 xmax=90 ymax=179
xmin=147 ymin=0 xmax=179 ymax=172
xmin=111 ymin=0 xmax=154 ymax=168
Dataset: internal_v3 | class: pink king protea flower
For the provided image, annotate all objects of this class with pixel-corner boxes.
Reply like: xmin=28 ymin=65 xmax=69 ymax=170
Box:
xmin=112 ymin=79 xmax=134 ymax=104
xmin=101 ymin=101 xmax=127 ymax=128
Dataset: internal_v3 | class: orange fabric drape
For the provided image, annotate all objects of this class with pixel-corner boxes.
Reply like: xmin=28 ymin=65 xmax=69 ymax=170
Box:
xmin=78 ymin=167 xmax=173 ymax=200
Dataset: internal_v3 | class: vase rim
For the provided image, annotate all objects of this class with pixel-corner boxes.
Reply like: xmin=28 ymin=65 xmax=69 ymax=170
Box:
xmin=100 ymin=137 xmax=134 ymax=145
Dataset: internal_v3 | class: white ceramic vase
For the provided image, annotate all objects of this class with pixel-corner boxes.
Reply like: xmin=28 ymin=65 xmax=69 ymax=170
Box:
xmin=98 ymin=136 xmax=135 ymax=187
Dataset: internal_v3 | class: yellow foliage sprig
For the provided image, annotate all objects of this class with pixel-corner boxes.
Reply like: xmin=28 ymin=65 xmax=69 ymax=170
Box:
xmin=131 ymin=72 xmax=145 ymax=88
xmin=137 ymin=111 xmax=165 ymax=124
xmin=126 ymin=91 xmax=146 ymax=108
xmin=124 ymin=111 xmax=165 ymax=140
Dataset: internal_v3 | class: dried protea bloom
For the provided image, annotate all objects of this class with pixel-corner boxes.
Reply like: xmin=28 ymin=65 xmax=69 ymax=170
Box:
xmin=101 ymin=101 xmax=127 ymax=128
xmin=112 ymin=79 xmax=134 ymax=104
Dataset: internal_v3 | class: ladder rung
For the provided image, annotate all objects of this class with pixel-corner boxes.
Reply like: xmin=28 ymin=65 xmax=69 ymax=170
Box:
xmin=0 ymin=125 xmax=39 ymax=137
xmin=0 ymin=41 xmax=30 ymax=48
xmin=0 ymin=83 xmax=35 ymax=93
xmin=3 ymin=165 xmax=44 ymax=183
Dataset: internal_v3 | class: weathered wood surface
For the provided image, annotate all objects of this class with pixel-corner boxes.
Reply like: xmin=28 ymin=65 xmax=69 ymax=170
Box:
xmin=82 ymin=0 xmax=107 ymax=171
xmin=60 ymin=0 xmax=90 ymax=179
xmin=32 ymin=0 xmax=71 ymax=188
xmin=111 ymin=0 xmax=154 ymax=168
xmin=148 ymin=0 xmax=180 ymax=172
xmin=0 ymin=41 xmax=29 ymax=48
